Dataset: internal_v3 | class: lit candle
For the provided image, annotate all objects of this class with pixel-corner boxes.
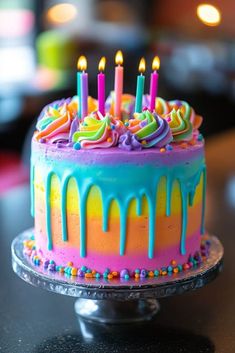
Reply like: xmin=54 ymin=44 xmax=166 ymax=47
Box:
xmin=135 ymin=57 xmax=146 ymax=113
xmin=149 ymin=56 xmax=160 ymax=112
xmin=98 ymin=56 xmax=106 ymax=116
xmin=77 ymin=57 xmax=82 ymax=119
xmin=78 ymin=55 xmax=88 ymax=119
xmin=114 ymin=50 xmax=123 ymax=119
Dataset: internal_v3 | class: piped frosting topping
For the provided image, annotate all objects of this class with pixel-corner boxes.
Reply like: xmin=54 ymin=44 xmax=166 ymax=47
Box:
xmin=34 ymin=93 xmax=203 ymax=150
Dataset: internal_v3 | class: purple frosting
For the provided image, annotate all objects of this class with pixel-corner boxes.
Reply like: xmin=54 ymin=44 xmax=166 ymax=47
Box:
xmin=118 ymin=131 xmax=142 ymax=151
xmin=69 ymin=117 xmax=79 ymax=143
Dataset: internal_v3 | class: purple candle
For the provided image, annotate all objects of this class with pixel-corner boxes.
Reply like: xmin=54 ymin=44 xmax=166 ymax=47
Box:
xmin=149 ymin=56 xmax=160 ymax=112
xmin=98 ymin=56 xmax=106 ymax=116
xmin=79 ymin=56 xmax=88 ymax=119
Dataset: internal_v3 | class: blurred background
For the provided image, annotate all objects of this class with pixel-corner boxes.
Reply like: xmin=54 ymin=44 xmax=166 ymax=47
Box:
xmin=1 ymin=3 xmax=235 ymax=351
xmin=0 ymin=0 xmax=234 ymax=194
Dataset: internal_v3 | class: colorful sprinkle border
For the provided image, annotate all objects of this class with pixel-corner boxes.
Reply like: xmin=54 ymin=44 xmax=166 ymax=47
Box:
xmin=23 ymin=237 xmax=210 ymax=281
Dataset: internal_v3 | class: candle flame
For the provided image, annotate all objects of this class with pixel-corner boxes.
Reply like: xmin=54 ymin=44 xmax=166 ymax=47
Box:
xmin=152 ymin=56 xmax=160 ymax=71
xmin=138 ymin=57 xmax=146 ymax=73
xmin=98 ymin=56 xmax=106 ymax=72
xmin=77 ymin=55 xmax=87 ymax=71
xmin=115 ymin=50 xmax=123 ymax=65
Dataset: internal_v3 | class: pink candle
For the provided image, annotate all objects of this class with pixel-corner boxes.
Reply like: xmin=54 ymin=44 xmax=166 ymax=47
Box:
xmin=114 ymin=50 xmax=123 ymax=119
xmin=98 ymin=57 xmax=106 ymax=116
xmin=149 ymin=56 xmax=160 ymax=112
xmin=78 ymin=56 xmax=88 ymax=119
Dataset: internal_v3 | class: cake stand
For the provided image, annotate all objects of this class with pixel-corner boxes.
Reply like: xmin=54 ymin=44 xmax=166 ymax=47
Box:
xmin=11 ymin=230 xmax=223 ymax=324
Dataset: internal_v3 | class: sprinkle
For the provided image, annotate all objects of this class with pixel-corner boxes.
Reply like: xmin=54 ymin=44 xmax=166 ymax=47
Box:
xmin=154 ymin=270 xmax=159 ymax=277
xmin=148 ymin=271 xmax=154 ymax=277
xmin=112 ymin=271 xmax=119 ymax=277
xmin=183 ymin=263 xmax=190 ymax=270
xmin=78 ymin=270 xmax=85 ymax=277
xmin=124 ymin=274 xmax=130 ymax=280
xmin=85 ymin=273 xmax=93 ymax=278
xmin=171 ymin=260 xmax=177 ymax=266
xmin=111 ymin=125 xmax=115 ymax=130
xmin=178 ymin=264 xmax=183 ymax=272
xmin=49 ymin=260 xmax=55 ymax=265
xmin=124 ymin=122 xmax=129 ymax=127
xmin=105 ymin=268 xmax=110 ymax=273
xmin=108 ymin=274 xmax=113 ymax=280
xmin=71 ymin=268 xmax=77 ymax=276
xmin=167 ymin=266 xmax=173 ymax=273
xmin=197 ymin=134 xmax=203 ymax=141
xmin=107 ymin=137 xmax=112 ymax=143
xmin=160 ymin=148 xmax=166 ymax=153
xmin=95 ymin=273 xmax=101 ymax=279
xmin=81 ymin=265 xmax=87 ymax=271
xmin=48 ymin=264 xmax=55 ymax=271
xmin=120 ymin=269 xmax=129 ymax=278
xmin=135 ymin=269 xmax=140 ymax=274
xmin=189 ymin=139 xmax=196 ymax=146
xmin=141 ymin=140 xmax=147 ymax=145
xmin=166 ymin=144 xmax=173 ymax=151
xmin=140 ymin=269 xmax=147 ymax=278
xmin=67 ymin=261 xmax=73 ymax=266
xmin=86 ymin=269 xmax=92 ymax=273
xmin=180 ymin=142 xmax=188 ymax=149
xmin=135 ymin=273 xmax=140 ymax=279
xmin=173 ymin=267 xmax=179 ymax=274
xmin=73 ymin=142 xmax=81 ymax=150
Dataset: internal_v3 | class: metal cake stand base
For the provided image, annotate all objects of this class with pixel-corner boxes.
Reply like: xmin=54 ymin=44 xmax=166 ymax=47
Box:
xmin=11 ymin=231 xmax=223 ymax=324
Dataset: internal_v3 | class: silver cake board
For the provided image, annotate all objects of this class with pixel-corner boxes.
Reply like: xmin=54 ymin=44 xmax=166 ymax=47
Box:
xmin=12 ymin=230 xmax=223 ymax=324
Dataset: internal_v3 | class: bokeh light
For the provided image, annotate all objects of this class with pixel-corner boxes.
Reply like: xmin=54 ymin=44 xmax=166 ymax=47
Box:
xmin=47 ymin=3 xmax=77 ymax=25
xmin=197 ymin=4 xmax=221 ymax=27
xmin=0 ymin=9 xmax=35 ymax=38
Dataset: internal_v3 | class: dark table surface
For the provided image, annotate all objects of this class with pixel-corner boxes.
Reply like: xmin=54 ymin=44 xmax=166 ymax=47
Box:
xmin=0 ymin=133 xmax=235 ymax=353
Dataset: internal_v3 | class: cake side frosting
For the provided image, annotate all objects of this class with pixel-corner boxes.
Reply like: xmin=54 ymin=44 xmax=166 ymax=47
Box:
xmin=30 ymin=93 xmax=206 ymax=276
xmin=31 ymin=140 xmax=205 ymax=272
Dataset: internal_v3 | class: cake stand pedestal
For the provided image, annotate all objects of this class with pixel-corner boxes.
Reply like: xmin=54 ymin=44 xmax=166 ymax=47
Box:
xmin=11 ymin=231 xmax=223 ymax=324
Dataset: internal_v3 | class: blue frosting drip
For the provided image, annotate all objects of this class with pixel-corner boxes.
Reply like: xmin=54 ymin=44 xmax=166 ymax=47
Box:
xmin=30 ymin=153 xmax=206 ymax=259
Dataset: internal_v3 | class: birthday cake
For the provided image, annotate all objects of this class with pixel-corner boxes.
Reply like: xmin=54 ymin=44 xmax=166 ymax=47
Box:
xmin=25 ymin=55 xmax=208 ymax=280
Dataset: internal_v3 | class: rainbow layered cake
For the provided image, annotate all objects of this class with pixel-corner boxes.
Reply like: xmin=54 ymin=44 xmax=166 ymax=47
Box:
xmin=26 ymin=92 xmax=208 ymax=280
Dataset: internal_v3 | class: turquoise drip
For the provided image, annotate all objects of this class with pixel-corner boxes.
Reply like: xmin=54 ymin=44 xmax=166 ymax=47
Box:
xmin=61 ymin=175 xmax=70 ymax=241
xmin=45 ymin=171 xmax=53 ymax=250
xmin=201 ymin=168 xmax=207 ymax=235
xmin=30 ymin=163 xmax=35 ymax=217
xmin=31 ymin=154 xmax=206 ymax=259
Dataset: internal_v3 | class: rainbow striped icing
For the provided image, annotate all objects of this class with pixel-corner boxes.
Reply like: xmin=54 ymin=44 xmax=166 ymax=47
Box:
xmin=30 ymin=94 xmax=206 ymax=276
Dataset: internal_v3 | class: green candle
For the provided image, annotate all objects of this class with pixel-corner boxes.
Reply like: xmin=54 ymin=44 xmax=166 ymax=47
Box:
xmin=135 ymin=57 xmax=146 ymax=113
xmin=77 ymin=57 xmax=82 ymax=119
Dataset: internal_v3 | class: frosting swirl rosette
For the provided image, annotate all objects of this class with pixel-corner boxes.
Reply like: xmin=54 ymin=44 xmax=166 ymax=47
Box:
xmin=72 ymin=112 xmax=123 ymax=149
xmin=35 ymin=96 xmax=98 ymax=144
xmin=126 ymin=110 xmax=172 ymax=148
xmin=35 ymin=103 xmax=73 ymax=143
xmin=168 ymin=100 xmax=202 ymax=132
xmin=166 ymin=108 xmax=193 ymax=142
